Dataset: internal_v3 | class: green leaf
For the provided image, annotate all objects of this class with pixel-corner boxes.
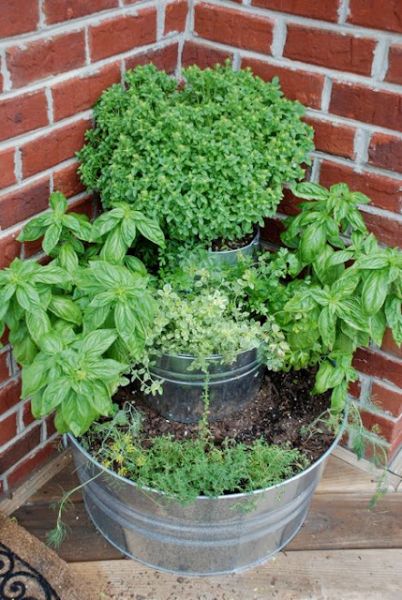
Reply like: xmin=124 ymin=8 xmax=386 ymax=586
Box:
xmin=12 ymin=336 xmax=38 ymax=366
xmin=292 ymin=182 xmax=329 ymax=200
xmin=300 ymin=224 xmax=326 ymax=263
xmin=313 ymin=361 xmax=344 ymax=394
xmin=384 ymin=297 xmax=402 ymax=345
xmin=21 ymin=361 xmax=48 ymax=398
xmin=26 ymin=309 xmax=51 ymax=344
xmin=62 ymin=393 xmax=96 ymax=436
xmin=16 ymin=284 xmax=41 ymax=310
xmin=17 ymin=213 xmax=51 ymax=242
xmin=327 ymin=250 xmax=354 ymax=266
xmin=121 ymin=217 xmax=137 ymax=247
xmin=62 ymin=214 xmax=93 ymax=241
xmin=40 ymin=380 xmax=71 ymax=414
xmin=330 ymin=382 xmax=347 ymax=413
xmin=361 ymin=269 xmax=389 ymax=316
xmin=356 ymin=254 xmax=389 ymax=270
xmin=133 ymin=212 xmax=165 ymax=247
xmin=34 ymin=264 xmax=70 ymax=285
xmin=100 ymin=226 xmax=128 ymax=263
xmin=347 ymin=209 xmax=367 ymax=233
xmin=114 ymin=301 xmax=138 ymax=344
xmin=124 ymin=256 xmax=147 ymax=276
xmin=337 ymin=299 xmax=369 ymax=332
xmin=91 ymin=208 xmax=124 ymax=239
xmin=88 ymin=380 xmax=113 ymax=415
xmin=370 ymin=310 xmax=387 ymax=347
xmin=318 ymin=306 xmax=336 ymax=349
xmin=39 ymin=332 xmax=63 ymax=354
xmin=58 ymin=243 xmax=79 ymax=273
xmin=42 ymin=223 xmax=62 ymax=255
xmin=49 ymin=191 xmax=67 ymax=216
xmin=80 ymin=329 xmax=117 ymax=357
xmin=49 ymin=296 xmax=82 ymax=325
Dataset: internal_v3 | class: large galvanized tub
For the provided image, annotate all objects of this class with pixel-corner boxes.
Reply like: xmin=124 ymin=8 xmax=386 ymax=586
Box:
xmin=69 ymin=423 xmax=344 ymax=576
xmin=148 ymin=348 xmax=262 ymax=423
xmin=208 ymin=229 xmax=260 ymax=266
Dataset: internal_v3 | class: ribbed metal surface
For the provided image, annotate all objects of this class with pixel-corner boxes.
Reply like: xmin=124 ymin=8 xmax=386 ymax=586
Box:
xmin=70 ymin=429 xmax=342 ymax=576
xmin=148 ymin=348 xmax=262 ymax=423
xmin=207 ymin=230 xmax=260 ymax=266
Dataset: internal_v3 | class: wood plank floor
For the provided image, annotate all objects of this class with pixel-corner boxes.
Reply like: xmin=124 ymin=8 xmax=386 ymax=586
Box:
xmin=12 ymin=455 xmax=402 ymax=599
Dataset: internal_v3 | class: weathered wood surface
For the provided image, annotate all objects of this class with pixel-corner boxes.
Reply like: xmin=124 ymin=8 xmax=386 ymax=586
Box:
xmin=71 ymin=550 xmax=402 ymax=600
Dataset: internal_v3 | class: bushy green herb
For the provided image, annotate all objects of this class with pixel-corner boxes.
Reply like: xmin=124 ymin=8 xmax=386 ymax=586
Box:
xmin=78 ymin=62 xmax=313 ymax=257
xmin=0 ymin=193 xmax=164 ymax=435
xmin=84 ymin=406 xmax=309 ymax=504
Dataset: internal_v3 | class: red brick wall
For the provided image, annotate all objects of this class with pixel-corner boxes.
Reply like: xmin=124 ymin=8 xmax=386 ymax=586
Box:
xmin=0 ymin=0 xmax=187 ymax=496
xmin=1 ymin=0 xmax=402 ymax=494
xmin=186 ymin=0 xmax=402 ymax=461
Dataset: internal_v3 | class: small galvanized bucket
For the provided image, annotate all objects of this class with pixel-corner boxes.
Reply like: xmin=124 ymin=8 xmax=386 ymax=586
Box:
xmin=148 ymin=347 xmax=262 ymax=423
xmin=208 ymin=229 xmax=260 ymax=266
xmin=69 ymin=420 xmax=344 ymax=576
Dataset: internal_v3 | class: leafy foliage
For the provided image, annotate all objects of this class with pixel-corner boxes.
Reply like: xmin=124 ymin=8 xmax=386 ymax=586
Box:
xmin=0 ymin=193 xmax=164 ymax=435
xmin=78 ymin=62 xmax=313 ymax=257
xmin=84 ymin=404 xmax=309 ymax=504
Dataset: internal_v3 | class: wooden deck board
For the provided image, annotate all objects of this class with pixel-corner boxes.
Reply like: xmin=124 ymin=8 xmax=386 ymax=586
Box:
xmin=72 ymin=550 xmax=402 ymax=600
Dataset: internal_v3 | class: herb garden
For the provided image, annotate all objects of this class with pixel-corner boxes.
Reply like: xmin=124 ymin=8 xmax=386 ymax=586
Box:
xmin=1 ymin=63 xmax=401 ymax=575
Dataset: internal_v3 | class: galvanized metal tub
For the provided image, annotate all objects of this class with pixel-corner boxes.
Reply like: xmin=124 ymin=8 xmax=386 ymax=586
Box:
xmin=69 ymin=422 xmax=344 ymax=576
xmin=208 ymin=229 xmax=260 ymax=266
xmin=148 ymin=347 xmax=262 ymax=423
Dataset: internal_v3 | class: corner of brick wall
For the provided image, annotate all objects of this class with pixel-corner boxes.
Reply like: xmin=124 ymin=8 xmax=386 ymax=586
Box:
xmin=0 ymin=0 xmax=189 ymax=496
xmin=184 ymin=0 xmax=402 ymax=461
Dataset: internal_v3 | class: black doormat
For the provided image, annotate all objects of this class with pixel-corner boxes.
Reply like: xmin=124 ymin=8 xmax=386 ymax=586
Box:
xmin=0 ymin=541 xmax=61 ymax=599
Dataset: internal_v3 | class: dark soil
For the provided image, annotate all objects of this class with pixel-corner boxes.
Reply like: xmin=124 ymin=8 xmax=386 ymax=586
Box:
xmin=210 ymin=229 xmax=256 ymax=251
xmin=116 ymin=367 xmax=335 ymax=464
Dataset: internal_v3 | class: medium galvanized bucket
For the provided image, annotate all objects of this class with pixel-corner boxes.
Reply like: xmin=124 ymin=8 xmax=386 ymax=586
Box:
xmin=208 ymin=230 xmax=260 ymax=266
xmin=69 ymin=422 xmax=344 ymax=576
xmin=148 ymin=348 xmax=262 ymax=423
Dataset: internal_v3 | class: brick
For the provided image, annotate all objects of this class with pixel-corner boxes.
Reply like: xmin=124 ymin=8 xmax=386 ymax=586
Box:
xmin=252 ymin=0 xmax=339 ymax=21
xmin=284 ymin=25 xmax=376 ymax=76
xmin=53 ymin=162 xmax=85 ymax=198
xmin=126 ymin=43 xmax=179 ymax=73
xmin=22 ymin=236 xmax=43 ymax=260
xmin=261 ymin=217 xmax=285 ymax=245
xmin=278 ymin=187 xmax=302 ymax=216
xmin=0 ymin=413 xmax=17 ymax=446
xmin=382 ymin=329 xmax=402 ymax=360
xmin=354 ymin=348 xmax=402 ymax=389
xmin=305 ymin=117 xmax=355 ymax=159
xmin=7 ymin=31 xmax=86 ymax=89
xmin=0 ymin=232 xmax=20 ymax=269
xmin=0 ymin=353 xmax=12 ymax=383
xmin=0 ymin=0 xmax=39 ymax=38
xmin=242 ymin=58 xmax=324 ymax=109
xmin=44 ymin=0 xmax=117 ymax=24
xmin=22 ymin=401 xmax=35 ymax=428
xmin=7 ymin=441 xmax=58 ymax=489
xmin=360 ymin=410 xmax=402 ymax=445
xmin=348 ymin=0 xmax=402 ymax=33
xmin=195 ymin=3 xmax=273 ymax=53
xmin=371 ymin=381 xmax=402 ymax=419
xmin=46 ymin=415 xmax=57 ymax=438
xmin=0 ymin=149 xmax=16 ymax=189
xmin=182 ymin=41 xmax=232 ymax=69
xmin=363 ymin=211 xmax=402 ymax=249
xmin=0 ymin=91 xmax=48 ymax=142
xmin=69 ymin=195 xmax=95 ymax=220
xmin=21 ymin=119 xmax=90 ymax=179
xmin=386 ymin=45 xmax=402 ymax=85
xmin=319 ymin=161 xmax=402 ymax=213
xmin=165 ymin=0 xmax=187 ymax=34
xmin=330 ymin=82 xmax=402 ymax=133
xmin=348 ymin=379 xmax=361 ymax=399
xmin=368 ymin=133 xmax=402 ymax=175
xmin=0 ymin=425 xmax=41 ymax=473
xmin=90 ymin=9 xmax=157 ymax=62
xmin=52 ymin=62 xmax=121 ymax=121
xmin=0 ymin=177 xmax=50 ymax=229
